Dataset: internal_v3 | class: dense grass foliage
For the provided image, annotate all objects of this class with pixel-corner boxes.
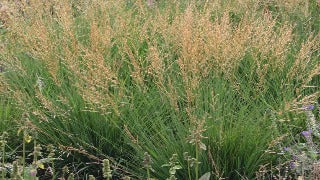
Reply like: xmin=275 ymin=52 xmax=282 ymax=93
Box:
xmin=0 ymin=0 xmax=319 ymax=179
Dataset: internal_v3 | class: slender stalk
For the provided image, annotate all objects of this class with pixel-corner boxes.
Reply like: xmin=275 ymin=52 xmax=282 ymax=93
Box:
xmin=195 ymin=144 xmax=199 ymax=180
xmin=1 ymin=141 xmax=5 ymax=179
xmin=187 ymin=162 xmax=191 ymax=180
xmin=22 ymin=133 xmax=26 ymax=178
xmin=147 ymin=168 xmax=150 ymax=180
xmin=52 ymin=161 xmax=55 ymax=179
xmin=33 ymin=139 xmax=37 ymax=163
xmin=301 ymin=161 xmax=304 ymax=178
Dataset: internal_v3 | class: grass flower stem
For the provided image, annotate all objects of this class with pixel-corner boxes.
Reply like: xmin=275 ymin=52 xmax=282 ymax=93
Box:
xmin=195 ymin=144 xmax=199 ymax=180
xmin=1 ymin=140 xmax=5 ymax=179
xmin=52 ymin=161 xmax=55 ymax=179
xmin=147 ymin=168 xmax=150 ymax=180
xmin=187 ymin=161 xmax=191 ymax=180
xmin=22 ymin=133 xmax=26 ymax=178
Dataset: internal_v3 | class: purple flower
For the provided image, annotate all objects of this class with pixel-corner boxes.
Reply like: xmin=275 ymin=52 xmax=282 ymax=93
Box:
xmin=283 ymin=147 xmax=290 ymax=151
xmin=289 ymin=161 xmax=296 ymax=169
xmin=30 ymin=168 xmax=37 ymax=177
xmin=147 ymin=0 xmax=154 ymax=7
xmin=301 ymin=129 xmax=313 ymax=137
xmin=304 ymin=105 xmax=315 ymax=111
